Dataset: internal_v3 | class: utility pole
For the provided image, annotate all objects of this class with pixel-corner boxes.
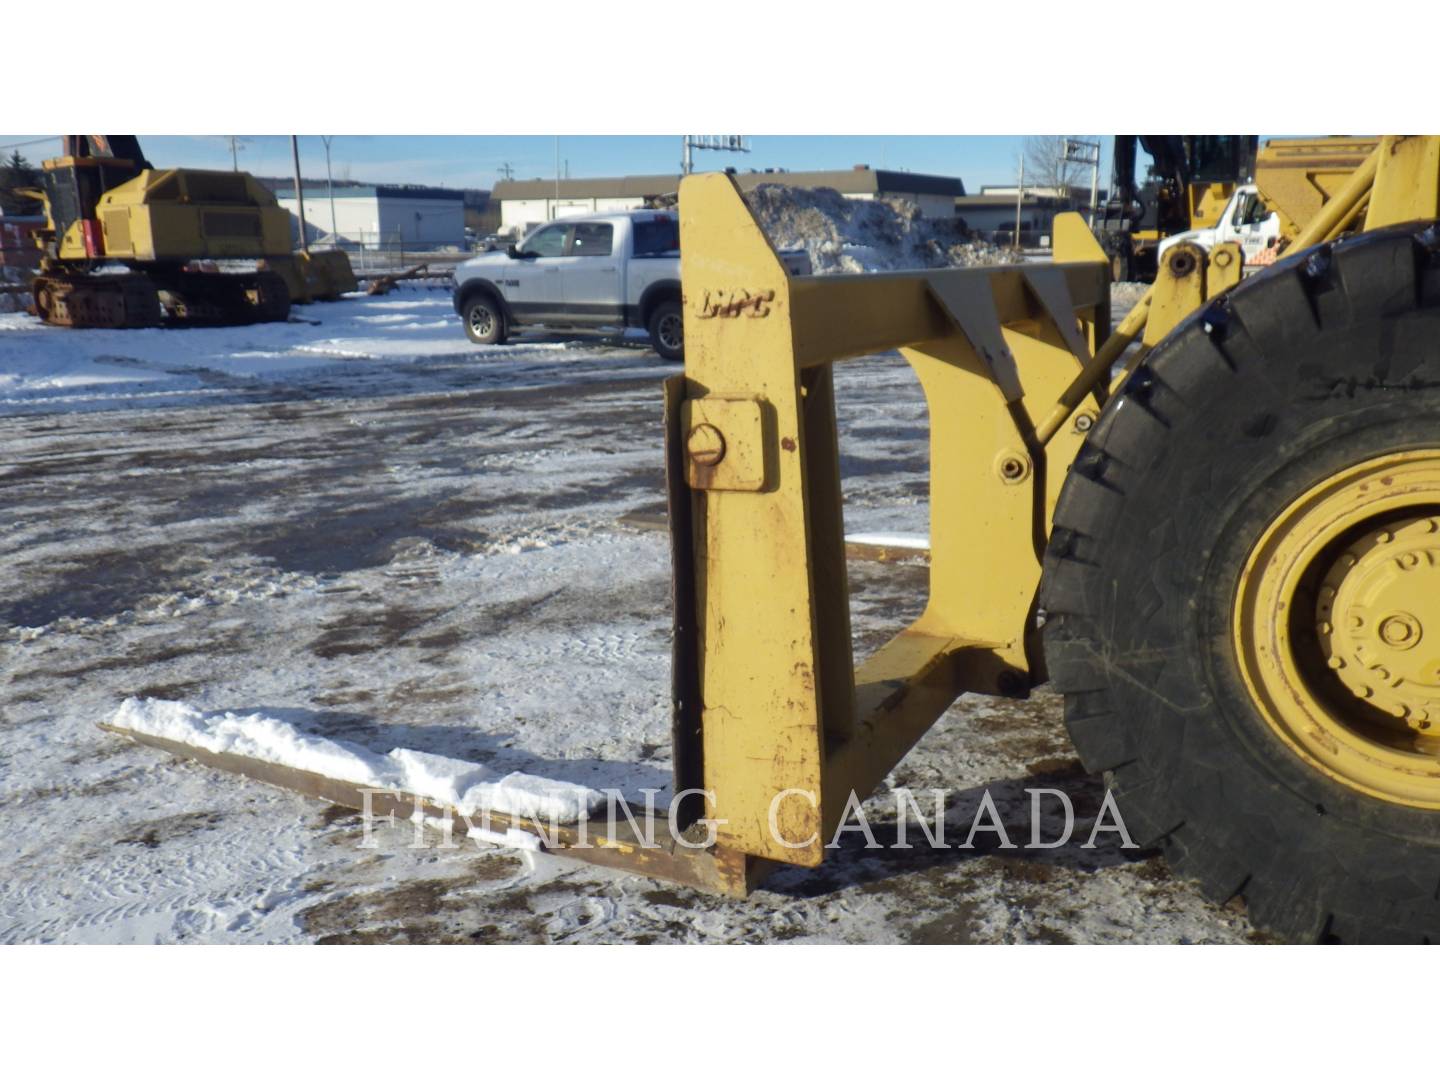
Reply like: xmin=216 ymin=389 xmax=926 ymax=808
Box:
xmin=226 ymin=136 xmax=243 ymax=172
xmin=1014 ymin=156 xmax=1024 ymax=251
xmin=1063 ymin=137 xmax=1103 ymax=227
xmin=498 ymin=163 xmax=515 ymax=181
xmin=681 ymin=135 xmax=751 ymax=175
xmin=321 ymin=136 xmax=339 ymax=248
xmin=554 ymin=136 xmax=561 ymax=220
xmin=291 ymin=135 xmax=308 ymax=254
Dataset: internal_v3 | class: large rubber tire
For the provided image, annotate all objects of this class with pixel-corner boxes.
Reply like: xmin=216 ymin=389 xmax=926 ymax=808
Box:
xmin=463 ymin=294 xmax=506 ymax=345
xmin=647 ymin=299 xmax=684 ymax=362
xmin=1040 ymin=222 xmax=1440 ymax=943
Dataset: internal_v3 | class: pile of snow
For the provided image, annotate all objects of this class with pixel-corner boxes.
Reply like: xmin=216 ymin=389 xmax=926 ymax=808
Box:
xmin=745 ymin=184 xmax=1017 ymax=275
xmin=109 ymin=698 xmax=603 ymax=826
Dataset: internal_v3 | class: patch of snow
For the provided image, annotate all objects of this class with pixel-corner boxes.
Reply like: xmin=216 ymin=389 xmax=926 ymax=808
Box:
xmin=846 ymin=531 xmax=929 ymax=550
xmin=109 ymin=698 xmax=603 ymax=824
xmin=0 ymin=288 xmax=592 ymax=416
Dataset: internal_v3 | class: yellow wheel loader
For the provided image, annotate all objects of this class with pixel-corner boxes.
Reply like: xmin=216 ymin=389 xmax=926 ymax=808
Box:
xmin=107 ymin=135 xmax=1440 ymax=942
xmin=23 ymin=136 xmax=354 ymax=329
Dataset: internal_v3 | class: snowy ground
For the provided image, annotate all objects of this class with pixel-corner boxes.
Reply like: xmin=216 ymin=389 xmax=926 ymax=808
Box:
xmin=0 ymin=285 xmax=1259 ymax=944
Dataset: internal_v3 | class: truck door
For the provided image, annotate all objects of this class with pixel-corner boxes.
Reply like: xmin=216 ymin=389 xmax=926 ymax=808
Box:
xmin=559 ymin=221 xmax=619 ymax=322
xmin=509 ymin=221 xmax=570 ymax=316
xmin=1228 ymin=189 xmax=1278 ymax=264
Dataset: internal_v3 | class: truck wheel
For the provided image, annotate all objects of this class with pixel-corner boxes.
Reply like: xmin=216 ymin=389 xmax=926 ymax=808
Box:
xmin=1040 ymin=223 xmax=1440 ymax=942
xmin=648 ymin=299 xmax=684 ymax=362
xmin=463 ymin=295 xmax=506 ymax=345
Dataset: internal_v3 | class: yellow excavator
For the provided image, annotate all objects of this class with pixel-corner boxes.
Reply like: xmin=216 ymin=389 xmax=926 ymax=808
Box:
xmin=108 ymin=135 xmax=1440 ymax=943
xmin=23 ymin=135 xmax=354 ymax=328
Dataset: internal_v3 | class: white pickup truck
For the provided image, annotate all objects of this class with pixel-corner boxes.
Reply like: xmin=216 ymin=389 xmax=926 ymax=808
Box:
xmin=452 ymin=209 xmax=808 ymax=362
xmin=1158 ymin=183 xmax=1282 ymax=269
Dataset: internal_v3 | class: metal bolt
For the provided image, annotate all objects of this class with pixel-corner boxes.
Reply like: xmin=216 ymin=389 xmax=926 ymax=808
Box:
xmin=1378 ymin=613 xmax=1421 ymax=650
xmin=1074 ymin=412 xmax=1096 ymax=433
xmin=996 ymin=451 xmax=1031 ymax=484
xmin=687 ymin=423 xmax=726 ymax=467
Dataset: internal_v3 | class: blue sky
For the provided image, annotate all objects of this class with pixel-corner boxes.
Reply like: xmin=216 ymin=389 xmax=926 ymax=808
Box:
xmin=0 ymin=135 xmax=1114 ymax=192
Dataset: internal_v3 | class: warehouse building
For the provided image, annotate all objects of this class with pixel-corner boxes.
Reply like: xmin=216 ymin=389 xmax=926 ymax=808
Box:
xmin=274 ymin=184 xmax=466 ymax=250
xmin=492 ymin=166 xmax=966 ymax=237
xmin=955 ymin=192 xmax=1077 ymax=246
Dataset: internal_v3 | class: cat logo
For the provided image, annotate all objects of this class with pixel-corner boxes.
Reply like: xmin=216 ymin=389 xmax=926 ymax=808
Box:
xmin=695 ymin=288 xmax=775 ymax=319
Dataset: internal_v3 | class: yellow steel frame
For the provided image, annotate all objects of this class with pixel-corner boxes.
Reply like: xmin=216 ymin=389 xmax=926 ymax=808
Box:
xmin=669 ymin=174 xmax=1114 ymax=867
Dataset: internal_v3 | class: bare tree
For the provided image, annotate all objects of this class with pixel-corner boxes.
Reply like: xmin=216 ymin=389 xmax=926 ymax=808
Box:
xmin=1023 ymin=136 xmax=1085 ymax=195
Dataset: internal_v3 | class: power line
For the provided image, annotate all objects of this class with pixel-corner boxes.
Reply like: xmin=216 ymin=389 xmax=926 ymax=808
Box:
xmin=0 ymin=136 xmax=59 ymax=153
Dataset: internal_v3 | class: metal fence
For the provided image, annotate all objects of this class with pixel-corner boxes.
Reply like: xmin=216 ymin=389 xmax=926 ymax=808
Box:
xmin=313 ymin=232 xmax=474 ymax=276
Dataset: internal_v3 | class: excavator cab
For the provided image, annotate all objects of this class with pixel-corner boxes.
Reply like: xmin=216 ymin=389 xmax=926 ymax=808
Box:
xmin=35 ymin=136 xmax=151 ymax=260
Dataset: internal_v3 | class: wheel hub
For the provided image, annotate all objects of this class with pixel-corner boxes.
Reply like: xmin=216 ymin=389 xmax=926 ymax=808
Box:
xmin=1318 ymin=516 xmax=1440 ymax=733
xmin=1233 ymin=449 xmax=1440 ymax=807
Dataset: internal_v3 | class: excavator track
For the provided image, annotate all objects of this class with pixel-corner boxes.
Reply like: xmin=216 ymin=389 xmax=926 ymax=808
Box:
xmin=31 ymin=269 xmax=290 ymax=329
xmin=32 ymin=272 xmax=161 ymax=329
xmin=154 ymin=268 xmax=291 ymax=327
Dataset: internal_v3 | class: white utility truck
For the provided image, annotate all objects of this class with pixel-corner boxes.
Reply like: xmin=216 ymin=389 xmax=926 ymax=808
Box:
xmin=1157 ymin=183 xmax=1282 ymax=268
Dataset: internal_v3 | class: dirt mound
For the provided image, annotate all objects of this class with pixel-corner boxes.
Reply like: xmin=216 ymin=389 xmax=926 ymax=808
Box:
xmin=744 ymin=183 xmax=1016 ymax=275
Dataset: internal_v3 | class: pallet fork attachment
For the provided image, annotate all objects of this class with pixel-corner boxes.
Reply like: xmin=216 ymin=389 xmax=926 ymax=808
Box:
xmin=665 ymin=173 xmax=1114 ymax=873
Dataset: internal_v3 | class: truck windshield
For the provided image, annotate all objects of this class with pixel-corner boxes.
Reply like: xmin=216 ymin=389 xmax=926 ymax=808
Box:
xmin=633 ymin=218 xmax=679 ymax=257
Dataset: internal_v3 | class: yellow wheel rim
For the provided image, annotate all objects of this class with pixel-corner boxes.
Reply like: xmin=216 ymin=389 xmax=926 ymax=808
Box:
xmin=1234 ymin=450 xmax=1440 ymax=808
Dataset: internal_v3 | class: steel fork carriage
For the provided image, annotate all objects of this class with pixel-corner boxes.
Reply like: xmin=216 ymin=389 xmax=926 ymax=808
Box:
xmin=663 ymin=173 xmax=1121 ymax=882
